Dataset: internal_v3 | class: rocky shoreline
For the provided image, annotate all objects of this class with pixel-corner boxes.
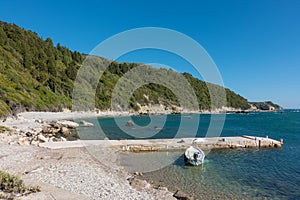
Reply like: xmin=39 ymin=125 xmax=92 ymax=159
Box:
xmin=0 ymin=111 xmax=182 ymax=200
xmin=0 ymin=108 xmax=277 ymax=145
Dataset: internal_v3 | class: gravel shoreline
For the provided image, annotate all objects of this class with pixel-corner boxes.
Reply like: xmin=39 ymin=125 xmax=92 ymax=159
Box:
xmin=0 ymin=111 xmax=176 ymax=200
xmin=1 ymin=111 xmax=130 ymax=131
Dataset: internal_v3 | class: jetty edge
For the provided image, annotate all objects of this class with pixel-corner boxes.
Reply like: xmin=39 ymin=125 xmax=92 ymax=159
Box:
xmin=39 ymin=136 xmax=283 ymax=151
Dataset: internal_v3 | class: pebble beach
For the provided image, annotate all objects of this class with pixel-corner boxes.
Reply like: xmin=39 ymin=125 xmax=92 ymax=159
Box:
xmin=0 ymin=111 xmax=175 ymax=200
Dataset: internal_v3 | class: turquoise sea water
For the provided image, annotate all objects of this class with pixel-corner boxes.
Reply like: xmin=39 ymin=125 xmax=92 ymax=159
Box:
xmin=77 ymin=110 xmax=300 ymax=199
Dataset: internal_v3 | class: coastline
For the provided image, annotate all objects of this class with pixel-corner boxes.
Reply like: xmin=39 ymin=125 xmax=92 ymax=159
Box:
xmin=1 ymin=107 xmax=278 ymax=130
xmin=0 ymin=109 xmax=280 ymax=140
xmin=0 ymin=110 xmax=283 ymax=199
xmin=1 ymin=111 xmax=131 ymax=133
xmin=0 ymin=111 xmax=177 ymax=199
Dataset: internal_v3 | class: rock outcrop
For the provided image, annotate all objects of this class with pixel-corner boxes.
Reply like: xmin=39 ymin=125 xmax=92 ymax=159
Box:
xmin=56 ymin=120 xmax=79 ymax=128
xmin=80 ymin=120 xmax=94 ymax=127
xmin=173 ymin=190 xmax=194 ymax=200
xmin=4 ymin=120 xmax=81 ymax=146
xmin=125 ymin=120 xmax=135 ymax=127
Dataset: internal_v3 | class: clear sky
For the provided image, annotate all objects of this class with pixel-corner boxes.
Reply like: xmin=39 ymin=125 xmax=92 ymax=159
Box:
xmin=0 ymin=0 xmax=299 ymax=108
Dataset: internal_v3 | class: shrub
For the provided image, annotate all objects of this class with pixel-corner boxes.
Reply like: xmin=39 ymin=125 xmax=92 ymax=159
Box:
xmin=0 ymin=170 xmax=40 ymax=198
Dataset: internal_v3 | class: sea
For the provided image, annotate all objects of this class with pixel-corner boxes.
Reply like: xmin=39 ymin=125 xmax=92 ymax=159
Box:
xmin=75 ymin=110 xmax=300 ymax=199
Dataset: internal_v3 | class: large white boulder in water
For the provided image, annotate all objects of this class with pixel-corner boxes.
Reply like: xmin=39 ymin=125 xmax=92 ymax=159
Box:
xmin=57 ymin=120 xmax=79 ymax=129
xmin=80 ymin=120 xmax=94 ymax=127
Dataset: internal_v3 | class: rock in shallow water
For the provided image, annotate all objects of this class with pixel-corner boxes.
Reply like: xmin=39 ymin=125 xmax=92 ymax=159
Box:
xmin=80 ymin=120 xmax=94 ymax=127
xmin=125 ymin=120 xmax=134 ymax=127
xmin=57 ymin=120 xmax=79 ymax=129
xmin=127 ymin=177 xmax=151 ymax=190
xmin=173 ymin=190 xmax=194 ymax=200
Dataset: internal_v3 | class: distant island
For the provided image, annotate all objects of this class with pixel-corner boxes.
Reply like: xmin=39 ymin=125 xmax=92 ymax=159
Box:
xmin=0 ymin=21 xmax=281 ymax=118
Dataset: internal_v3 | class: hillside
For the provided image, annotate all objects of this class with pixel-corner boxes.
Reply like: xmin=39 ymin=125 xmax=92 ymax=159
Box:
xmin=0 ymin=21 xmax=82 ymax=116
xmin=0 ymin=21 xmax=275 ymax=117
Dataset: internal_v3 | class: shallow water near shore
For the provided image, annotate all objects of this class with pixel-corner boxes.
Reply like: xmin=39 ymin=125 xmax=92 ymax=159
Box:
xmin=77 ymin=110 xmax=300 ymax=199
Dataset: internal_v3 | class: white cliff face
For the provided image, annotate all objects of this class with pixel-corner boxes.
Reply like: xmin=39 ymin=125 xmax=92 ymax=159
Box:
xmin=136 ymin=104 xmax=267 ymax=115
xmin=136 ymin=101 xmax=185 ymax=115
xmin=137 ymin=103 xmax=166 ymax=114
xmin=249 ymin=104 xmax=258 ymax=111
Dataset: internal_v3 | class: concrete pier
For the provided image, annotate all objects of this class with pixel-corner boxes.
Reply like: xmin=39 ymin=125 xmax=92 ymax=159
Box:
xmin=40 ymin=135 xmax=283 ymax=151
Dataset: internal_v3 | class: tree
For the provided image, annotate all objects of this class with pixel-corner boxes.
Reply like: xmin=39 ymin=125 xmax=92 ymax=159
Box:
xmin=47 ymin=58 xmax=56 ymax=76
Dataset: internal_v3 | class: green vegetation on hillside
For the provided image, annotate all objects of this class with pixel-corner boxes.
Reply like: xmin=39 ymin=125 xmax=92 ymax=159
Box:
xmin=0 ymin=20 xmax=276 ymax=117
xmin=182 ymin=73 xmax=250 ymax=110
xmin=0 ymin=21 xmax=82 ymax=116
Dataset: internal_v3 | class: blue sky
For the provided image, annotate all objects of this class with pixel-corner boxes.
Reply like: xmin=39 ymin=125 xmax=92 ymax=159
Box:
xmin=0 ymin=0 xmax=299 ymax=108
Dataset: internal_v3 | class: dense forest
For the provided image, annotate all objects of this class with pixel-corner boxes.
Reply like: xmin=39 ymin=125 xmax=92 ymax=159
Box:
xmin=0 ymin=21 xmax=278 ymax=117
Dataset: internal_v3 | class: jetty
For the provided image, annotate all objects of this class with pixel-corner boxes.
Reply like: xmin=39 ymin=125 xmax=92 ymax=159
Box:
xmin=40 ymin=135 xmax=283 ymax=151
